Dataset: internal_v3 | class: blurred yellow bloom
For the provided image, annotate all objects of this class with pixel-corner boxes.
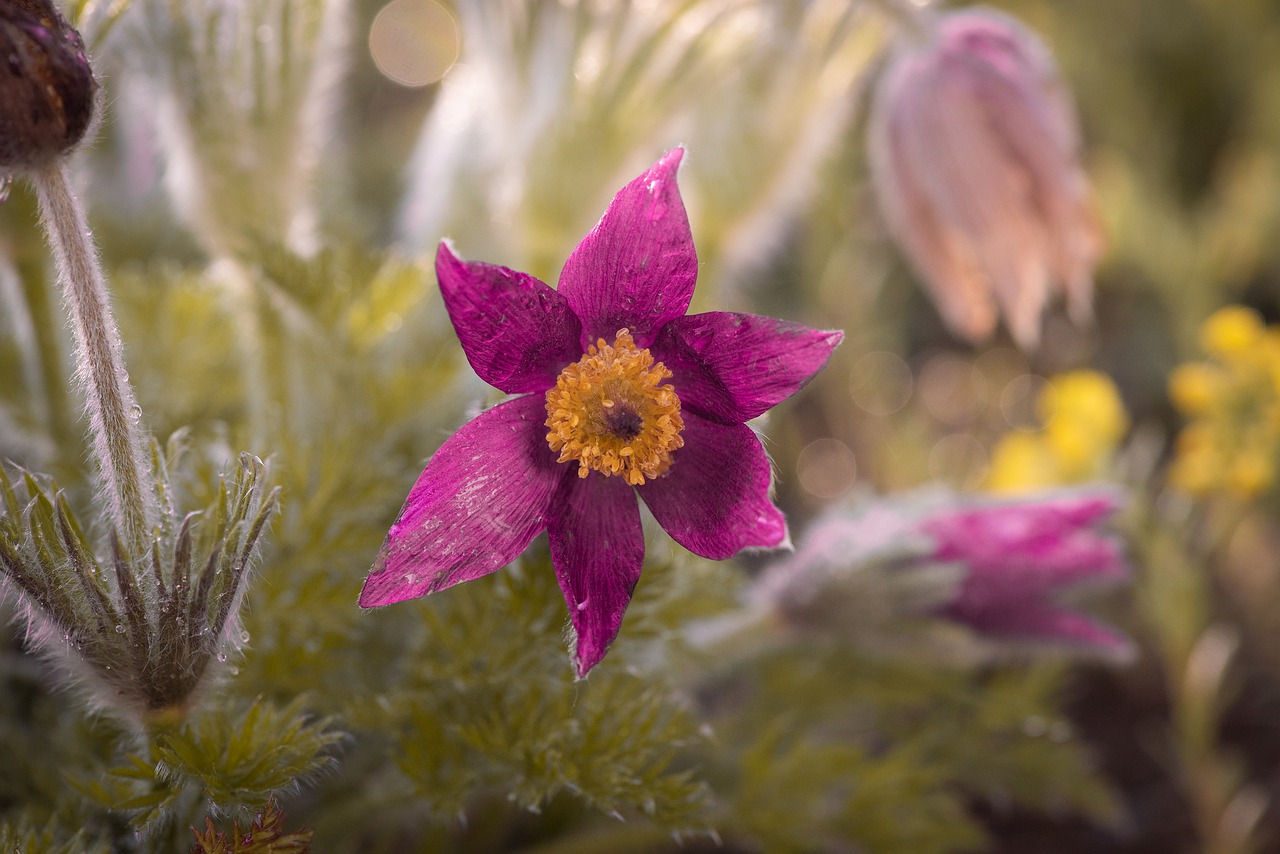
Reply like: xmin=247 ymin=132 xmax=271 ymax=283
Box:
xmin=1199 ymin=305 xmax=1264 ymax=362
xmin=987 ymin=370 xmax=1127 ymax=493
xmin=1168 ymin=305 xmax=1280 ymax=499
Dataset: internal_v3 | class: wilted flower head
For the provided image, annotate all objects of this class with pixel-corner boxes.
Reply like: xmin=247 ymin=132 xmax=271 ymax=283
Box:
xmin=868 ymin=7 xmax=1103 ymax=350
xmin=361 ymin=149 xmax=842 ymax=676
xmin=0 ymin=0 xmax=97 ymax=171
xmin=757 ymin=489 xmax=1132 ymax=659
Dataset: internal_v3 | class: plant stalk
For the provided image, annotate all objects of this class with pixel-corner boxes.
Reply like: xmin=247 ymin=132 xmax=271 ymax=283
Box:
xmin=34 ymin=160 xmax=155 ymax=555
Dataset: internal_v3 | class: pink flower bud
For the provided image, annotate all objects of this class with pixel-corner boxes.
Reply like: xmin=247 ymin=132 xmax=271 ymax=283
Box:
xmin=868 ymin=7 xmax=1103 ymax=349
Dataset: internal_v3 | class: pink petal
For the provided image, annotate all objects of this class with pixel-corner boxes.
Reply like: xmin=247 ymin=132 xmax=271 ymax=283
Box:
xmin=547 ymin=473 xmax=646 ymax=677
xmin=360 ymin=395 xmax=566 ymax=607
xmin=437 ymin=241 xmax=583 ymax=394
xmin=942 ymin=600 xmax=1130 ymax=656
xmin=557 ymin=149 xmax=697 ymax=349
xmin=638 ymin=411 xmax=786 ymax=560
xmin=868 ymin=53 xmax=999 ymax=343
xmin=652 ymin=311 xmax=842 ymax=424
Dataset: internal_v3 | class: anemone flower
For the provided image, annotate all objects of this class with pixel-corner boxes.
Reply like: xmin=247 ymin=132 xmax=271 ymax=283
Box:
xmin=360 ymin=149 xmax=842 ymax=675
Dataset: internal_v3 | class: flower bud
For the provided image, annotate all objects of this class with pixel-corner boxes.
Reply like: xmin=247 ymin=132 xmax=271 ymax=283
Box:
xmin=868 ymin=7 xmax=1103 ymax=350
xmin=754 ymin=489 xmax=1132 ymax=660
xmin=0 ymin=0 xmax=97 ymax=171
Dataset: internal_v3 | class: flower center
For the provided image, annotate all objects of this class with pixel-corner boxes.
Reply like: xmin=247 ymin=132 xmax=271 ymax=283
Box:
xmin=545 ymin=329 xmax=684 ymax=486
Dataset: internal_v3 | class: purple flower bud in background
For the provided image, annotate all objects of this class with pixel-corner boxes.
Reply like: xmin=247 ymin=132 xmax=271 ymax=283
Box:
xmin=755 ymin=489 xmax=1132 ymax=660
xmin=921 ymin=491 xmax=1131 ymax=655
xmin=867 ymin=7 xmax=1103 ymax=350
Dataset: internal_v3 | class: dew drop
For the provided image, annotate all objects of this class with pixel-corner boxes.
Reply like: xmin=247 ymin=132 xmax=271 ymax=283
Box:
xmin=238 ymin=629 xmax=250 ymax=644
xmin=129 ymin=404 xmax=143 ymax=421
xmin=114 ymin=624 xmax=125 ymax=633
xmin=0 ymin=175 xmax=11 ymax=203
xmin=216 ymin=652 xmax=227 ymax=663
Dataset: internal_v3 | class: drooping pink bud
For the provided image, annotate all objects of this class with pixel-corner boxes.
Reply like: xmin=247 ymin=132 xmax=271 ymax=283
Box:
xmin=867 ymin=7 xmax=1103 ymax=349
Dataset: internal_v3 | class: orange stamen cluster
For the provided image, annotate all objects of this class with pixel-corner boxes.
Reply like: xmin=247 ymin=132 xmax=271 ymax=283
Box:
xmin=545 ymin=329 xmax=684 ymax=486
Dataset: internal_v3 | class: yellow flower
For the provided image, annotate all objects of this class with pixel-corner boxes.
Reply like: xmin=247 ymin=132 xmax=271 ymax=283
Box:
xmin=986 ymin=370 xmax=1127 ymax=493
xmin=1168 ymin=305 xmax=1280 ymax=499
xmin=1200 ymin=305 xmax=1264 ymax=363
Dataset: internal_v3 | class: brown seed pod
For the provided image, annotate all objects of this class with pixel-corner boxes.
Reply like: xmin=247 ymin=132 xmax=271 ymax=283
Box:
xmin=0 ymin=0 xmax=97 ymax=171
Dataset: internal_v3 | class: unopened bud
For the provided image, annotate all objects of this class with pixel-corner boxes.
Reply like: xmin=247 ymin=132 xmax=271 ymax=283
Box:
xmin=0 ymin=0 xmax=97 ymax=170
xmin=868 ymin=7 xmax=1103 ymax=350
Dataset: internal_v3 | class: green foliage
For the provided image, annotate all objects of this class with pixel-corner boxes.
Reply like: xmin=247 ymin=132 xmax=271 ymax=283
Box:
xmin=0 ymin=814 xmax=111 ymax=854
xmin=74 ymin=696 xmax=340 ymax=838
xmin=352 ymin=555 xmax=714 ymax=831
xmin=705 ymin=646 xmax=1120 ymax=853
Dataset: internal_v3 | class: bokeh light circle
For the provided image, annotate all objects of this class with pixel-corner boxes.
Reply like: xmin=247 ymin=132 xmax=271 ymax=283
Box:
xmin=797 ymin=438 xmax=858 ymax=499
xmin=849 ymin=351 xmax=913 ymax=415
xmin=369 ymin=0 xmax=459 ymax=88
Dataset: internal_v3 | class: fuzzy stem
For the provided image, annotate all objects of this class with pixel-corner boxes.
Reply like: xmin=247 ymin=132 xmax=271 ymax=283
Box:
xmin=33 ymin=161 xmax=155 ymax=555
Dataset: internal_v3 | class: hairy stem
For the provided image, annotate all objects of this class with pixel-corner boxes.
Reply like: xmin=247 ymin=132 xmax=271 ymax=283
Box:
xmin=33 ymin=161 xmax=155 ymax=554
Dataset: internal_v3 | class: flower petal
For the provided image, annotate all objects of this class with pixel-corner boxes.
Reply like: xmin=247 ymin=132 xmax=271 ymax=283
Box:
xmin=547 ymin=473 xmax=645 ymax=677
xmin=557 ymin=148 xmax=697 ymax=348
xmin=941 ymin=599 xmax=1131 ymax=657
xmin=360 ymin=395 xmax=566 ymax=606
xmin=638 ymin=411 xmax=786 ymax=560
xmin=652 ymin=311 xmax=842 ymax=424
xmin=437 ymin=240 xmax=583 ymax=394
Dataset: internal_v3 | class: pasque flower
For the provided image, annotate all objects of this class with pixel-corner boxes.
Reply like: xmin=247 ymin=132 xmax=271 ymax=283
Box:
xmin=868 ymin=7 xmax=1103 ymax=350
xmin=360 ymin=149 xmax=841 ymax=674
xmin=759 ymin=490 xmax=1131 ymax=657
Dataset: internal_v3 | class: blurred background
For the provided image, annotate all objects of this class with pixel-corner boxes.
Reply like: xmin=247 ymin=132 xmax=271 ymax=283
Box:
xmin=3 ymin=0 xmax=1280 ymax=851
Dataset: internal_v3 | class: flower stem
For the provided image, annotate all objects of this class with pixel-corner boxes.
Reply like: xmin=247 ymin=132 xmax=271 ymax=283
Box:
xmin=33 ymin=160 xmax=155 ymax=554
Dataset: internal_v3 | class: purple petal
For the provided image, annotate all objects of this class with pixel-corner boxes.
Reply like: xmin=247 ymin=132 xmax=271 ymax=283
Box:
xmin=652 ymin=311 xmax=842 ymax=424
xmin=437 ymin=241 xmax=583 ymax=394
xmin=557 ymin=149 xmax=697 ymax=349
xmin=547 ymin=473 xmax=646 ymax=676
xmin=941 ymin=599 xmax=1130 ymax=655
xmin=924 ymin=492 xmax=1127 ymax=591
xmin=360 ymin=395 xmax=566 ymax=607
xmin=638 ymin=411 xmax=786 ymax=560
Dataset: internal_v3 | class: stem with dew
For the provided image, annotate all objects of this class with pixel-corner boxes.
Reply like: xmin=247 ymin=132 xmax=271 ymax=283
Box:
xmin=33 ymin=160 xmax=155 ymax=555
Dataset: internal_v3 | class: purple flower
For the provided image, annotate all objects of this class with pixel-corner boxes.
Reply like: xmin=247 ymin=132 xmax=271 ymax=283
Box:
xmin=758 ymin=489 xmax=1131 ymax=658
xmin=360 ymin=149 xmax=842 ymax=675
xmin=921 ymin=492 xmax=1130 ymax=654
xmin=867 ymin=7 xmax=1103 ymax=350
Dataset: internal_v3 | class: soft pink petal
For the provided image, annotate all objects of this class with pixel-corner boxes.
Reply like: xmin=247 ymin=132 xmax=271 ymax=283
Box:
xmin=638 ymin=411 xmax=786 ymax=560
xmin=868 ymin=52 xmax=999 ymax=343
xmin=547 ymin=473 xmax=646 ymax=676
xmin=436 ymin=241 xmax=583 ymax=394
xmin=360 ymin=396 xmax=566 ymax=606
xmin=557 ymin=149 xmax=697 ymax=349
xmin=652 ymin=311 xmax=842 ymax=424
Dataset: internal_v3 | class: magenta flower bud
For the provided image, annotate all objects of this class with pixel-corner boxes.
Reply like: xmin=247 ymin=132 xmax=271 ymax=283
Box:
xmin=867 ymin=7 xmax=1103 ymax=349
xmin=756 ymin=489 xmax=1131 ymax=659
xmin=920 ymin=491 xmax=1131 ymax=655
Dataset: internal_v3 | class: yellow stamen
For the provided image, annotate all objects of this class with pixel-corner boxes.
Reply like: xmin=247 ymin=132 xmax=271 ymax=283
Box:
xmin=545 ymin=329 xmax=684 ymax=486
